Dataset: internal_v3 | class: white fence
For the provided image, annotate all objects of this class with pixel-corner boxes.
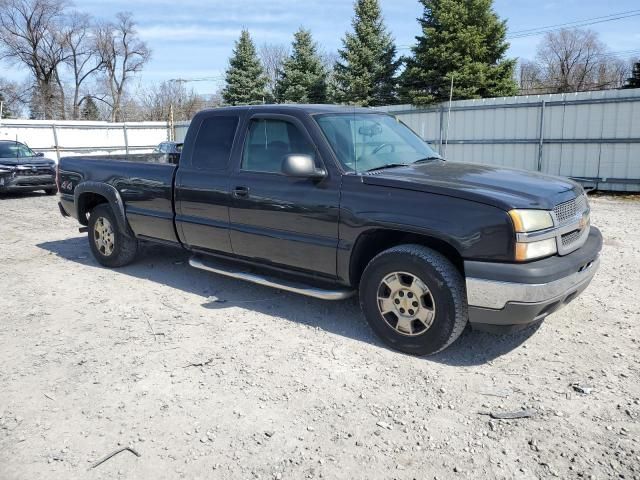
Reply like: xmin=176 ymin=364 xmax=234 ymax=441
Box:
xmin=375 ymin=89 xmax=640 ymax=192
xmin=0 ymin=119 xmax=170 ymax=162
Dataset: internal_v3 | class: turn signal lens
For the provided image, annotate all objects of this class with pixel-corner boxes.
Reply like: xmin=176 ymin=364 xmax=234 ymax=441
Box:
xmin=515 ymin=238 xmax=557 ymax=261
xmin=509 ymin=209 xmax=554 ymax=233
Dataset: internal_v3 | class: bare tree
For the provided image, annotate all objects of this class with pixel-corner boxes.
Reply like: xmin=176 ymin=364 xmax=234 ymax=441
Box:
xmin=528 ymin=28 xmax=632 ymax=93
xmin=597 ymin=57 xmax=635 ymax=89
xmin=139 ymin=81 xmax=203 ymax=122
xmin=0 ymin=77 xmax=27 ymax=117
xmin=259 ymin=42 xmax=288 ymax=100
xmin=518 ymin=60 xmax=543 ymax=94
xmin=95 ymin=12 xmax=150 ymax=122
xmin=0 ymin=0 xmax=69 ymax=119
xmin=62 ymin=12 xmax=104 ymax=119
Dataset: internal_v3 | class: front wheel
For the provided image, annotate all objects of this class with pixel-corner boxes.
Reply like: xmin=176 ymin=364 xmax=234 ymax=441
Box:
xmin=88 ymin=204 xmax=138 ymax=267
xmin=359 ymin=244 xmax=468 ymax=356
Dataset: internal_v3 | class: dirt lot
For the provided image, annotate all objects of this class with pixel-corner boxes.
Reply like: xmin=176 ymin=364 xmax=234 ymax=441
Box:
xmin=0 ymin=193 xmax=638 ymax=480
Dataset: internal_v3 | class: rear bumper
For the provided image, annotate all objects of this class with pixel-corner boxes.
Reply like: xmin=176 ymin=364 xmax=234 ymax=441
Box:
xmin=465 ymin=227 xmax=602 ymax=331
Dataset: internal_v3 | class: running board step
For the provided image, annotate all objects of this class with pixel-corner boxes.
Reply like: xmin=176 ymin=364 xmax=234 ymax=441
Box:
xmin=189 ymin=255 xmax=355 ymax=301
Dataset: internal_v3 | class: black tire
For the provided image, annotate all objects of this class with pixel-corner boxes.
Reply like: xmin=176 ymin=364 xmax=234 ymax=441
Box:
xmin=44 ymin=188 xmax=57 ymax=195
xmin=359 ymin=244 xmax=468 ymax=356
xmin=87 ymin=204 xmax=138 ymax=268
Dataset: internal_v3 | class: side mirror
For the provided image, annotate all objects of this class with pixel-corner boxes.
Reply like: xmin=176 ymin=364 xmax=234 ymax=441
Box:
xmin=35 ymin=152 xmax=44 ymax=157
xmin=282 ymin=154 xmax=326 ymax=179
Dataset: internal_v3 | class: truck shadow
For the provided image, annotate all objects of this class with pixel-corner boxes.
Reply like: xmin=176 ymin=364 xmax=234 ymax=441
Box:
xmin=37 ymin=237 xmax=541 ymax=367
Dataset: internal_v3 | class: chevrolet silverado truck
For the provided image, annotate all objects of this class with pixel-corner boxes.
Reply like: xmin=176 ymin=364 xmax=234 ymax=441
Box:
xmin=57 ymin=105 xmax=602 ymax=355
xmin=0 ymin=140 xmax=57 ymax=195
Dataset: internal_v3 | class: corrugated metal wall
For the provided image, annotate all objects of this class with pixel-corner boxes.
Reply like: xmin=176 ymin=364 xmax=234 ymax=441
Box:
xmin=376 ymin=89 xmax=640 ymax=192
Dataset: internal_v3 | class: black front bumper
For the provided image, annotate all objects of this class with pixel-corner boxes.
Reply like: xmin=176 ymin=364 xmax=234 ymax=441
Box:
xmin=0 ymin=173 xmax=56 ymax=193
xmin=464 ymin=227 xmax=603 ymax=332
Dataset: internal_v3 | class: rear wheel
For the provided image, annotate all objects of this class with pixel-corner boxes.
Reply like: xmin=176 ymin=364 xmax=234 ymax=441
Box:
xmin=88 ymin=204 xmax=138 ymax=267
xmin=359 ymin=244 xmax=468 ymax=356
xmin=44 ymin=188 xmax=57 ymax=195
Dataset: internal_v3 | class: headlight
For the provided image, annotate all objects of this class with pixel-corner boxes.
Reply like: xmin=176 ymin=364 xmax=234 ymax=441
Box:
xmin=508 ymin=209 xmax=554 ymax=232
xmin=509 ymin=209 xmax=557 ymax=261
xmin=515 ymin=238 xmax=557 ymax=261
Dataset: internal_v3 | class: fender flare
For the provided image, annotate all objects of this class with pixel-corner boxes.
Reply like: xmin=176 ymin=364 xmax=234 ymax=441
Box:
xmin=74 ymin=181 xmax=134 ymax=238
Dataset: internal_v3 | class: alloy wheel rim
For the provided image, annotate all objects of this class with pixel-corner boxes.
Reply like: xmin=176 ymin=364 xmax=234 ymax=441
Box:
xmin=376 ymin=271 xmax=436 ymax=336
xmin=94 ymin=217 xmax=115 ymax=256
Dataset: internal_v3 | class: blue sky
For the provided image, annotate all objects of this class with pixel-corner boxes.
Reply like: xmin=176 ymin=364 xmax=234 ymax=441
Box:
xmin=5 ymin=0 xmax=640 ymax=94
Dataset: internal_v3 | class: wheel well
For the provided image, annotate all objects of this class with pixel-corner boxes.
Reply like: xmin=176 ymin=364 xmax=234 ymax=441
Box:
xmin=77 ymin=192 xmax=108 ymax=225
xmin=349 ymin=230 xmax=463 ymax=286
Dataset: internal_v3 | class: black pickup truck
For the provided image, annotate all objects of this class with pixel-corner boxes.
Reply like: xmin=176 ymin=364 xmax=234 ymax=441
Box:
xmin=57 ymin=105 xmax=602 ymax=355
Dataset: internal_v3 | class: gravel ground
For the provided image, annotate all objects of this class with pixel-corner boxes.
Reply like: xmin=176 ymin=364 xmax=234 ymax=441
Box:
xmin=0 ymin=193 xmax=638 ymax=480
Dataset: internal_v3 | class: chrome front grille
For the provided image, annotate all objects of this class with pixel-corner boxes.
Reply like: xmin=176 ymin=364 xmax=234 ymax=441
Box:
xmin=561 ymin=229 xmax=583 ymax=246
xmin=553 ymin=194 xmax=590 ymax=255
xmin=554 ymin=195 xmax=588 ymax=225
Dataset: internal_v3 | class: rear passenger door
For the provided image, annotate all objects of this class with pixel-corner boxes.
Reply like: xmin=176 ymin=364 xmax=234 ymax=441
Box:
xmin=175 ymin=112 xmax=241 ymax=254
xmin=227 ymin=114 xmax=341 ymax=278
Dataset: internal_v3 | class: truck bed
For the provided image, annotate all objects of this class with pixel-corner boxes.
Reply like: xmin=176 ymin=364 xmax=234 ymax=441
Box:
xmin=58 ymin=155 xmax=179 ymax=244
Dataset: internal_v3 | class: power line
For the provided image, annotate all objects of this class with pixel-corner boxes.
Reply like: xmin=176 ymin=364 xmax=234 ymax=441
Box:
xmin=508 ymin=10 xmax=640 ymax=39
xmin=591 ymin=49 xmax=640 ymax=58
xmin=396 ymin=10 xmax=640 ymax=50
xmin=508 ymin=9 xmax=640 ymax=35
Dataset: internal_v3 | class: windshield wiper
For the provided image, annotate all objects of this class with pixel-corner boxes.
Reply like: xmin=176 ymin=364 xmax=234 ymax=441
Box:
xmin=364 ymin=163 xmax=411 ymax=173
xmin=412 ymin=156 xmax=442 ymax=164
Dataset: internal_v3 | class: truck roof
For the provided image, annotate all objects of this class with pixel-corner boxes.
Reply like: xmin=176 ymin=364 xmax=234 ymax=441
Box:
xmin=197 ymin=104 xmax=377 ymax=115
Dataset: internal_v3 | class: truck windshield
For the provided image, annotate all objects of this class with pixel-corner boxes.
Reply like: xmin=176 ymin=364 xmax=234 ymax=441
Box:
xmin=0 ymin=142 xmax=36 ymax=159
xmin=315 ymin=113 xmax=441 ymax=173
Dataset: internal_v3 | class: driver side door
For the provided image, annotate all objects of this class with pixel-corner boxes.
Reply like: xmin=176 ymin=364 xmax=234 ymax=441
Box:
xmin=228 ymin=114 xmax=341 ymax=278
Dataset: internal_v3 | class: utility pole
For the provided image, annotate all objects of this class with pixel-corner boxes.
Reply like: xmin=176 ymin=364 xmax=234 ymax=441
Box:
xmin=168 ymin=103 xmax=175 ymax=142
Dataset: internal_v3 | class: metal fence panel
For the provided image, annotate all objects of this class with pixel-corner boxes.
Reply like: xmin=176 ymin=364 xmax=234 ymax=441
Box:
xmin=2 ymin=90 xmax=639 ymax=192
xmin=0 ymin=119 xmax=169 ymax=161
xmin=378 ymin=88 xmax=640 ymax=192
xmin=175 ymin=122 xmax=190 ymax=143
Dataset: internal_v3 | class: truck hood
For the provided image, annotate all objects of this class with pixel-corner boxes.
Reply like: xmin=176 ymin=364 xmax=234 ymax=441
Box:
xmin=0 ymin=157 xmax=55 ymax=167
xmin=361 ymin=160 xmax=582 ymax=211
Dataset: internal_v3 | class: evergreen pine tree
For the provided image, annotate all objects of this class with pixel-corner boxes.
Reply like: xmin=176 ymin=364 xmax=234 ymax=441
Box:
xmin=334 ymin=0 xmax=400 ymax=106
xmin=222 ymin=30 xmax=268 ymax=105
xmin=402 ymin=0 xmax=518 ymax=105
xmin=275 ymin=28 xmax=328 ymax=104
xmin=623 ymin=62 xmax=640 ymax=89
xmin=80 ymin=96 xmax=100 ymax=120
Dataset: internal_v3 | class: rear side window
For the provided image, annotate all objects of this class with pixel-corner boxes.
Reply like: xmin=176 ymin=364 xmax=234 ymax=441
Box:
xmin=192 ymin=116 xmax=239 ymax=170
